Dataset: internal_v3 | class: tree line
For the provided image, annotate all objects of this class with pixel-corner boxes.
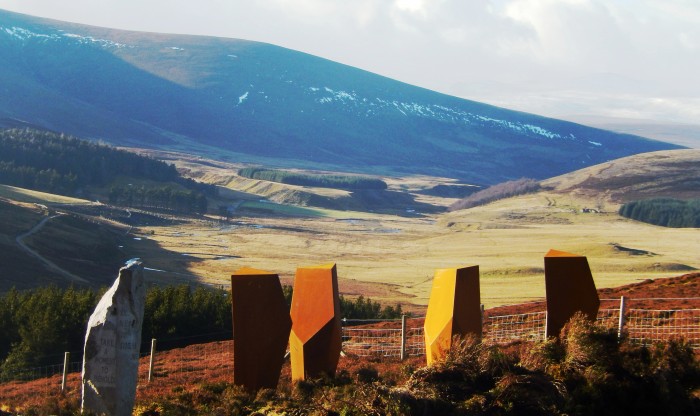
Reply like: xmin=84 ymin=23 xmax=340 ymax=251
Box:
xmin=0 ymin=284 xmax=404 ymax=378
xmin=108 ymin=185 xmax=208 ymax=214
xmin=448 ymin=178 xmax=540 ymax=211
xmin=239 ymin=167 xmax=388 ymax=190
xmin=619 ymin=198 xmax=700 ymax=228
xmin=0 ymin=128 xmax=215 ymax=202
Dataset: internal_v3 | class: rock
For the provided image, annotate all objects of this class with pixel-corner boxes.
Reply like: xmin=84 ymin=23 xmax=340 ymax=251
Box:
xmin=81 ymin=261 xmax=145 ymax=416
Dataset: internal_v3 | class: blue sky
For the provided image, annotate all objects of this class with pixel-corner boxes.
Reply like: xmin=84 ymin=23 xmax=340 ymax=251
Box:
xmin=1 ymin=0 xmax=698 ymax=126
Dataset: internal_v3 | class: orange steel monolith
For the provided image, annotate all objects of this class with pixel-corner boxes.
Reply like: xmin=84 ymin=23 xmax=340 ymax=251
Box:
xmin=424 ymin=266 xmax=481 ymax=365
xmin=544 ymin=249 xmax=600 ymax=338
xmin=231 ymin=267 xmax=291 ymax=391
xmin=289 ymin=263 xmax=342 ymax=381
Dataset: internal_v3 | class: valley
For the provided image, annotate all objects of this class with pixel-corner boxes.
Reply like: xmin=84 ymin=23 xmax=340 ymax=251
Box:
xmin=4 ymin=147 xmax=697 ymax=312
xmin=131 ymin=148 xmax=700 ymax=309
xmin=131 ymin=183 xmax=699 ymax=309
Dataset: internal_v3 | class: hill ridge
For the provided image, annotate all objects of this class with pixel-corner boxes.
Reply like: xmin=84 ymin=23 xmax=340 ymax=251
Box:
xmin=0 ymin=9 xmax=683 ymax=184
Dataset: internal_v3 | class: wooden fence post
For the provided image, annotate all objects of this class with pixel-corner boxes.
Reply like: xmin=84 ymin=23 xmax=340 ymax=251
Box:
xmin=148 ymin=338 xmax=157 ymax=382
xmin=400 ymin=315 xmax=407 ymax=361
xmin=618 ymin=296 xmax=627 ymax=340
xmin=61 ymin=352 xmax=69 ymax=391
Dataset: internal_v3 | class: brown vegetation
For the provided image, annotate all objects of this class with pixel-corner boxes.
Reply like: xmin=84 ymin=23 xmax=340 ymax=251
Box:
xmin=448 ymin=178 xmax=540 ymax=211
xmin=1 ymin=273 xmax=699 ymax=415
xmin=544 ymin=149 xmax=700 ymax=203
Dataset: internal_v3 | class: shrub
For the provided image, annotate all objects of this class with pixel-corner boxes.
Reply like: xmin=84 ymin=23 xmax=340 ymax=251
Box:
xmin=448 ymin=178 xmax=540 ymax=211
xmin=356 ymin=366 xmax=380 ymax=383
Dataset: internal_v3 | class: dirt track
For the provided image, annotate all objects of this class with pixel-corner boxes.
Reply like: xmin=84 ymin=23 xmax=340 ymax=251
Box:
xmin=15 ymin=213 xmax=89 ymax=284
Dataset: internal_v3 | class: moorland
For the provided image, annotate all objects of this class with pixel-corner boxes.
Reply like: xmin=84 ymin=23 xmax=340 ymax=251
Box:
xmin=1 ymin=129 xmax=698 ymax=311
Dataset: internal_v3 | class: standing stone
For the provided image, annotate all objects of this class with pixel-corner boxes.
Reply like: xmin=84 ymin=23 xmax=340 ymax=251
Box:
xmin=289 ymin=263 xmax=342 ymax=381
xmin=231 ymin=267 xmax=292 ymax=392
xmin=82 ymin=260 xmax=145 ymax=416
xmin=544 ymin=249 xmax=600 ymax=338
xmin=424 ymin=265 xmax=481 ymax=365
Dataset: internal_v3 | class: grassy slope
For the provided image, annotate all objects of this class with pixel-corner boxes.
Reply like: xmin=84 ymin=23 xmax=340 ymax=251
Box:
xmin=542 ymin=148 xmax=700 ymax=202
xmin=0 ymin=184 xmax=92 ymax=205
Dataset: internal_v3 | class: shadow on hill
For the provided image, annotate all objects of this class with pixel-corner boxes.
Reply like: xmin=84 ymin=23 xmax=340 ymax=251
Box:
xmin=0 ymin=201 xmax=208 ymax=292
xmin=274 ymin=188 xmax=444 ymax=216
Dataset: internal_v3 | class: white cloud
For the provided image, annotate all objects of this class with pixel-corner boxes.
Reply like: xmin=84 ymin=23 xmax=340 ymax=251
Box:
xmin=394 ymin=0 xmax=426 ymax=14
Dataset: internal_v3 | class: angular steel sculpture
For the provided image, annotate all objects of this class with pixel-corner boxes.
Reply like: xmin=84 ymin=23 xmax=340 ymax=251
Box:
xmin=544 ymin=249 xmax=600 ymax=338
xmin=82 ymin=260 xmax=145 ymax=416
xmin=231 ymin=267 xmax=292 ymax=391
xmin=424 ymin=265 xmax=481 ymax=365
xmin=289 ymin=263 xmax=342 ymax=381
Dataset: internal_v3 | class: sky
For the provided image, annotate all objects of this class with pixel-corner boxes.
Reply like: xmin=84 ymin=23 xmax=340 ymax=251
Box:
xmin=0 ymin=0 xmax=699 ymax=127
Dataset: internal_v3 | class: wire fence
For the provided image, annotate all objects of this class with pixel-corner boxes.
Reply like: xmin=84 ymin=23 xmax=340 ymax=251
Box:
xmin=342 ymin=327 xmax=402 ymax=357
xmin=1 ymin=297 xmax=699 ymax=396
xmin=626 ymin=309 xmax=700 ymax=349
xmin=340 ymin=297 xmax=700 ymax=358
xmin=483 ymin=311 xmax=547 ymax=344
xmin=143 ymin=340 xmax=233 ymax=386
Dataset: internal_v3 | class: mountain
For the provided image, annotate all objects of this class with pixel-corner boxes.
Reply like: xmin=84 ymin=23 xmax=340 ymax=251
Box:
xmin=0 ymin=10 xmax=683 ymax=185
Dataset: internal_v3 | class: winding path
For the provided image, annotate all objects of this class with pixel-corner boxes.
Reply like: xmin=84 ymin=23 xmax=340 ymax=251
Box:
xmin=15 ymin=213 xmax=89 ymax=284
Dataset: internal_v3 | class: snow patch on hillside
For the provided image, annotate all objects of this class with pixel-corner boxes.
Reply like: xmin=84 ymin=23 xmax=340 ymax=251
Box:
xmin=321 ymin=87 xmax=358 ymax=103
xmin=1 ymin=25 xmax=129 ymax=48
xmin=3 ymin=26 xmax=55 ymax=40
xmin=308 ymin=87 xmax=577 ymax=142
xmin=63 ymin=33 xmax=128 ymax=48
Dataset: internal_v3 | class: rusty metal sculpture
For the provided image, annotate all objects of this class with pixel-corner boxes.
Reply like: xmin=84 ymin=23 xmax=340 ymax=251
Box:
xmin=424 ymin=265 xmax=481 ymax=365
xmin=289 ymin=263 xmax=342 ymax=381
xmin=231 ymin=267 xmax=292 ymax=391
xmin=544 ymin=249 xmax=600 ymax=338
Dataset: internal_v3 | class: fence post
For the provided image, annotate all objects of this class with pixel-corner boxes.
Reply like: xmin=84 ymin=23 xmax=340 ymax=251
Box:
xmin=400 ymin=314 xmax=407 ymax=361
xmin=61 ymin=352 xmax=69 ymax=392
xmin=617 ymin=296 xmax=627 ymax=340
xmin=148 ymin=338 xmax=157 ymax=382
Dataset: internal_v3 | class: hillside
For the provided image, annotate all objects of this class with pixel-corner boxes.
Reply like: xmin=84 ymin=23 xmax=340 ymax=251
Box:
xmin=543 ymin=149 xmax=700 ymax=203
xmin=0 ymin=129 xmax=213 ymax=213
xmin=1 ymin=273 xmax=698 ymax=415
xmin=0 ymin=198 xmax=128 ymax=290
xmin=0 ymin=9 xmax=682 ymax=185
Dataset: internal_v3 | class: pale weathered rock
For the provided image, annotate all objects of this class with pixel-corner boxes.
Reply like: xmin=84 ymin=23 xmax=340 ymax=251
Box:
xmin=81 ymin=260 xmax=145 ymax=416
